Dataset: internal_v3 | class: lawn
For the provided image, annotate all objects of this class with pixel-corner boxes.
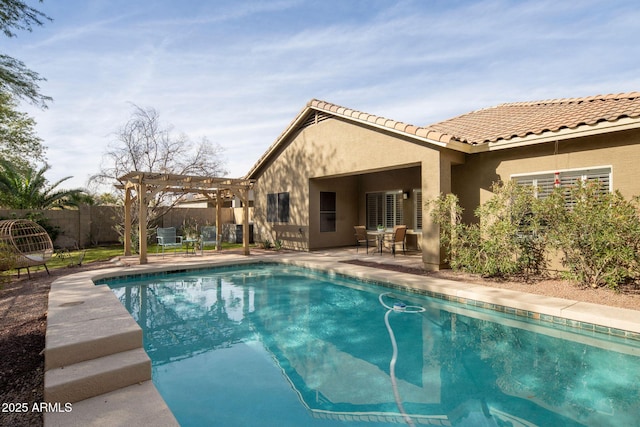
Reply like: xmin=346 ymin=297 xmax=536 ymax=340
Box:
xmin=43 ymin=242 xmax=247 ymax=271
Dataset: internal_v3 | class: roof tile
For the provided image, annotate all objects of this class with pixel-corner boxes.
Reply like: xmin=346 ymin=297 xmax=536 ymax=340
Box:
xmin=308 ymin=92 xmax=640 ymax=146
xmin=427 ymin=92 xmax=640 ymax=144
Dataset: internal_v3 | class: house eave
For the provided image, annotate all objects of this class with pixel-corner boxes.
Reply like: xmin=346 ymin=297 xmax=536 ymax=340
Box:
xmin=245 ymin=103 xmax=475 ymax=179
xmin=470 ymin=117 xmax=640 ymax=153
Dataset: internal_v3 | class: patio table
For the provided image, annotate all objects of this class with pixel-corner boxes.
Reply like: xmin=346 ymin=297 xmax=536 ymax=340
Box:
xmin=366 ymin=230 xmax=393 ymax=255
xmin=183 ymin=238 xmax=198 ymax=255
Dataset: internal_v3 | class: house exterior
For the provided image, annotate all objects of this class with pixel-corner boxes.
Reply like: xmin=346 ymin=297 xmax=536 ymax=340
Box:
xmin=246 ymin=92 xmax=640 ymax=270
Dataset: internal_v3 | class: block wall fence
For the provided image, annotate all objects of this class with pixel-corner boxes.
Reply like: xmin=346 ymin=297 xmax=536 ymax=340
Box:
xmin=0 ymin=206 xmax=251 ymax=249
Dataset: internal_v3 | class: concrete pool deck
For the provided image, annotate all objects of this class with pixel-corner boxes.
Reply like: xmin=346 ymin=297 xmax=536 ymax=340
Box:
xmin=43 ymin=249 xmax=640 ymax=426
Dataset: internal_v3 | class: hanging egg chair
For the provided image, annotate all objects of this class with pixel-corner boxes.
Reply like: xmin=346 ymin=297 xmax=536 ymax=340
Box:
xmin=0 ymin=219 xmax=53 ymax=278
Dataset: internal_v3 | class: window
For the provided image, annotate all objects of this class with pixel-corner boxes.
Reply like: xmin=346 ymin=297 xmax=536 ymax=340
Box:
xmin=267 ymin=192 xmax=290 ymax=222
xmin=319 ymin=192 xmax=336 ymax=232
xmin=414 ymin=189 xmax=422 ymax=230
xmin=513 ymin=167 xmax=611 ymax=208
xmin=366 ymin=191 xmax=404 ymax=229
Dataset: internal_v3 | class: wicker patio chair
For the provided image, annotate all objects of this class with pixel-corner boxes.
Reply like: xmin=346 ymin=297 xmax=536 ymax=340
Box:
xmin=0 ymin=219 xmax=53 ymax=278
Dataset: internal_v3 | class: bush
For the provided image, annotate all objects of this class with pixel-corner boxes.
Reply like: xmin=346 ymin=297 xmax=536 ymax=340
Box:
xmin=429 ymin=180 xmax=640 ymax=288
xmin=542 ymin=182 xmax=640 ymax=289
xmin=0 ymin=241 xmax=17 ymax=286
xmin=429 ymin=182 xmax=547 ymax=278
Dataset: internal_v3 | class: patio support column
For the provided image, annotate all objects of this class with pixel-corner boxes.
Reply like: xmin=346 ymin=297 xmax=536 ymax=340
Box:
xmin=421 ymin=150 xmax=461 ymax=271
xmin=241 ymin=188 xmax=250 ymax=256
xmin=124 ymin=186 xmax=132 ymax=256
xmin=215 ymin=190 xmax=222 ymax=251
xmin=138 ymin=183 xmax=148 ymax=264
xmin=421 ymin=150 xmax=451 ymax=271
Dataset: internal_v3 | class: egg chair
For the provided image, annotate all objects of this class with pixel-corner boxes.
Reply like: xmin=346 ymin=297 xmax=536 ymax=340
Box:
xmin=0 ymin=219 xmax=53 ymax=278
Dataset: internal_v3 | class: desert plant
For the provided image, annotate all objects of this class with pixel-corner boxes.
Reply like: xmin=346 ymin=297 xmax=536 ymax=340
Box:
xmin=0 ymin=241 xmax=17 ymax=286
xmin=429 ymin=182 xmax=548 ymax=278
xmin=427 ymin=193 xmax=462 ymax=263
xmin=273 ymin=239 xmax=283 ymax=250
xmin=180 ymin=218 xmax=199 ymax=239
xmin=542 ymin=182 xmax=640 ymax=288
xmin=261 ymin=239 xmax=272 ymax=250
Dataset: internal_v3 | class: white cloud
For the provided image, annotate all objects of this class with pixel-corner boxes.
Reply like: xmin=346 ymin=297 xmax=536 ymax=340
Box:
xmin=4 ymin=0 xmax=640 ymax=191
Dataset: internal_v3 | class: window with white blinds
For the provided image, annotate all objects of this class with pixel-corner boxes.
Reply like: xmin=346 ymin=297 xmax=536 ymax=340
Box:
xmin=514 ymin=167 xmax=612 ymax=206
xmin=414 ymin=189 xmax=422 ymax=230
xmin=366 ymin=191 xmax=404 ymax=229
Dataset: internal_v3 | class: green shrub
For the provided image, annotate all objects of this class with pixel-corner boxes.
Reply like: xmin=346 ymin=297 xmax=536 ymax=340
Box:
xmin=430 ymin=180 xmax=640 ymax=288
xmin=0 ymin=241 xmax=17 ymax=286
xmin=542 ymin=182 xmax=640 ymax=289
xmin=429 ymin=182 xmax=548 ymax=278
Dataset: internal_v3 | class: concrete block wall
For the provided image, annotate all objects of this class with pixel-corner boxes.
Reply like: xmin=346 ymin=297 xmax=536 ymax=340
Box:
xmin=0 ymin=206 xmax=253 ymax=248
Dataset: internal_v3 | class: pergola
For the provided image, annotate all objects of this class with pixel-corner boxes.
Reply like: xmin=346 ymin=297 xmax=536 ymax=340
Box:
xmin=116 ymin=172 xmax=255 ymax=264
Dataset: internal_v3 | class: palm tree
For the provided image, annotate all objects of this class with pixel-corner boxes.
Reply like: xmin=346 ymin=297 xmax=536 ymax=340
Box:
xmin=0 ymin=160 xmax=90 ymax=209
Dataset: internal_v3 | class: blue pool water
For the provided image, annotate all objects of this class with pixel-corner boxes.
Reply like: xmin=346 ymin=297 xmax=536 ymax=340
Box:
xmin=103 ymin=263 xmax=640 ymax=426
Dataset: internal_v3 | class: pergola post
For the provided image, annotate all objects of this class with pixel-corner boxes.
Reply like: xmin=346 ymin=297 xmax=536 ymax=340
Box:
xmin=138 ymin=183 xmax=148 ymax=264
xmin=215 ymin=189 xmax=222 ymax=251
xmin=116 ymin=172 xmax=254 ymax=263
xmin=124 ymin=187 xmax=132 ymax=256
xmin=241 ymin=188 xmax=250 ymax=256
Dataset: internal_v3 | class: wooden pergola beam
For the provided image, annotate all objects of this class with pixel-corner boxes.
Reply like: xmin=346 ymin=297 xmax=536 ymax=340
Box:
xmin=117 ymin=172 xmax=254 ymax=264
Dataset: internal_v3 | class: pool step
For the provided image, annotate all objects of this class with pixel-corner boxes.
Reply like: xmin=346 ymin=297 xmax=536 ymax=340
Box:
xmin=45 ymin=313 xmax=143 ymax=371
xmin=44 ymin=347 xmax=151 ymax=404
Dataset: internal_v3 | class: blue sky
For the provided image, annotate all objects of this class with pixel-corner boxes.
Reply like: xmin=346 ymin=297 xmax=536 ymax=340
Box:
xmin=6 ymin=0 xmax=640 ymax=191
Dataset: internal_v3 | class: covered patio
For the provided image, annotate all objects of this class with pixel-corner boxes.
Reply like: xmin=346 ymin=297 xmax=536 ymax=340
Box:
xmin=116 ymin=172 xmax=254 ymax=264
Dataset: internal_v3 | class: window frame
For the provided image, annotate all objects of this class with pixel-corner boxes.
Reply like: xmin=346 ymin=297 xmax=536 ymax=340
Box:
xmin=512 ymin=166 xmax=612 ymax=207
xmin=366 ymin=190 xmax=404 ymax=230
xmin=413 ymin=189 xmax=422 ymax=231
xmin=266 ymin=191 xmax=290 ymax=223
xmin=319 ymin=191 xmax=336 ymax=233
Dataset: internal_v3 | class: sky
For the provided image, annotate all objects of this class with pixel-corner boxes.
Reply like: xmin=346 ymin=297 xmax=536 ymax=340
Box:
xmin=5 ymin=0 xmax=640 ymax=192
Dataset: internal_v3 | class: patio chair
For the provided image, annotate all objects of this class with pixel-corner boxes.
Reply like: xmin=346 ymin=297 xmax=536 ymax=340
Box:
xmin=156 ymin=227 xmax=183 ymax=255
xmin=200 ymin=226 xmax=218 ymax=255
xmin=354 ymin=226 xmax=376 ymax=254
xmin=383 ymin=225 xmax=407 ymax=257
xmin=0 ymin=219 xmax=54 ymax=278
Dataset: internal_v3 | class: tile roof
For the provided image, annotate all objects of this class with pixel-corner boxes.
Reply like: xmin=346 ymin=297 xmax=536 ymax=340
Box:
xmin=247 ymin=92 xmax=640 ymax=179
xmin=308 ymin=99 xmax=455 ymax=144
xmin=425 ymin=92 xmax=640 ymax=145
xmin=310 ymin=92 xmax=640 ymax=146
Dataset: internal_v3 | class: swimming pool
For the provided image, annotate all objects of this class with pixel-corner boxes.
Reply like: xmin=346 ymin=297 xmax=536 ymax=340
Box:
xmin=103 ymin=263 xmax=640 ymax=426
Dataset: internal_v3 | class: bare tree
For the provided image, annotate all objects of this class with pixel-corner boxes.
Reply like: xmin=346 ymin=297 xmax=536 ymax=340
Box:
xmin=90 ymin=104 xmax=228 ymax=246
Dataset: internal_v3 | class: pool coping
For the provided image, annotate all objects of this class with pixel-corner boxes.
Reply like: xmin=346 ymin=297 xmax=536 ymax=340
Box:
xmin=43 ymin=252 xmax=640 ymax=426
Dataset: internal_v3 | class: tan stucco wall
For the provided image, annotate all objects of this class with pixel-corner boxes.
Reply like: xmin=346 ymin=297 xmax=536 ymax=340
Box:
xmin=452 ymin=128 xmax=640 ymax=224
xmin=309 ymin=176 xmax=359 ymax=249
xmin=252 ymin=117 xmax=458 ymax=263
xmin=252 ymin=116 xmax=640 ymax=269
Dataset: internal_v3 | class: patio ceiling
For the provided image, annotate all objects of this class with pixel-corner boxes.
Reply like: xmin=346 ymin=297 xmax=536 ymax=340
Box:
xmin=116 ymin=171 xmax=254 ymax=264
